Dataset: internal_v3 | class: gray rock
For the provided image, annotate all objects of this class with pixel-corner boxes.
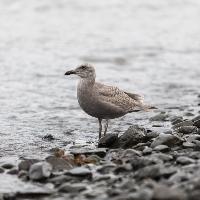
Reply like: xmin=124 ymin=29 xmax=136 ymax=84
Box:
xmin=169 ymin=171 xmax=190 ymax=183
xmin=192 ymin=115 xmax=200 ymax=122
xmin=194 ymin=119 xmax=200 ymax=128
xmin=152 ymin=153 xmax=173 ymax=162
xmin=0 ymin=167 xmax=4 ymax=173
xmin=46 ymin=156 xmax=73 ymax=171
xmin=171 ymin=117 xmax=183 ymax=125
xmin=154 ymin=145 xmax=170 ymax=152
xmin=18 ymin=159 xmax=40 ymax=171
xmin=29 ymin=162 xmax=52 ymax=181
xmin=66 ymin=166 xmax=92 ymax=178
xmin=153 ymin=185 xmax=186 ymax=200
xmin=143 ymin=147 xmax=152 ymax=155
xmin=98 ymin=134 xmax=119 ymax=148
xmin=118 ymin=125 xmax=147 ymax=148
xmin=7 ymin=168 xmax=18 ymax=175
xmin=18 ymin=170 xmax=28 ymax=181
xmin=182 ymin=142 xmax=196 ymax=148
xmin=176 ymin=156 xmax=195 ymax=165
xmin=151 ymin=133 xmax=182 ymax=148
xmin=150 ymin=113 xmax=169 ymax=121
xmin=97 ymin=163 xmax=116 ymax=174
xmin=176 ymin=126 xmax=198 ymax=134
xmin=58 ymin=183 xmax=87 ymax=193
xmin=48 ymin=175 xmax=75 ymax=186
xmin=70 ymin=148 xmax=107 ymax=158
xmin=135 ymin=164 xmax=177 ymax=180
xmin=172 ymin=120 xmax=193 ymax=130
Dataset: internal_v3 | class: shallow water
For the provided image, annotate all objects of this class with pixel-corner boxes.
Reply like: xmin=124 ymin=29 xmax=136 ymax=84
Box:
xmin=0 ymin=0 xmax=200 ymax=160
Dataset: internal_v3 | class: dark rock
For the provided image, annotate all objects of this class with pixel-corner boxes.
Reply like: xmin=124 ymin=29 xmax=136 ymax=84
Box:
xmin=18 ymin=170 xmax=28 ymax=181
xmin=114 ymin=164 xmax=132 ymax=174
xmin=192 ymin=115 xmax=200 ymax=122
xmin=172 ymin=120 xmax=193 ymax=130
xmin=29 ymin=162 xmax=52 ymax=181
xmin=143 ymin=147 xmax=152 ymax=155
xmin=97 ymin=163 xmax=116 ymax=174
xmin=58 ymin=183 xmax=87 ymax=193
xmin=18 ymin=159 xmax=40 ymax=171
xmin=152 ymin=153 xmax=173 ymax=162
xmin=151 ymin=133 xmax=182 ymax=148
xmin=176 ymin=156 xmax=195 ymax=165
xmin=135 ymin=164 xmax=177 ymax=180
xmin=1 ymin=163 xmax=15 ymax=169
xmin=42 ymin=134 xmax=55 ymax=141
xmin=153 ymin=185 xmax=186 ymax=200
xmin=66 ymin=166 xmax=92 ymax=178
xmin=118 ymin=125 xmax=147 ymax=148
xmin=70 ymin=148 xmax=107 ymax=158
xmin=171 ymin=117 xmax=183 ymax=125
xmin=153 ymin=145 xmax=170 ymax=152
xmin=146 ymin=131 xmax=160 ymax=139
xmin=194 ymin=119 xmax=200 ymax=128
xmin=48 ymin=175 xmax=75 ymax=186
xmin=7 ymin=168 xmax=18 ymax=175
xmin=98 ymin=134 xmax=119 ymax=148
xmin=130 ymin=156 xmax=157 ymax=171
xmin=0 ymin=167 xmax=4 ymax=173
xmin=182 ymin=142 xmax=196 ymax=148
xmin=150 ymin=113 xmax=169 ymax=121
xmin=176 ymin=126 xmax=198 ymax=134
xmin=46 ymin=156 xmax=73 ymax=171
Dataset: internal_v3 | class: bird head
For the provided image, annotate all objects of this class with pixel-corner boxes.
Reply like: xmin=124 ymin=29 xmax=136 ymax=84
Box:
xmin=65 ymin=63 xmax=96 ymax=79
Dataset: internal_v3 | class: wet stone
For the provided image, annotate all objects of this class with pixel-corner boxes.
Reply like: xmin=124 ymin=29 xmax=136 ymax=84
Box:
xmin=150 ymin=113 xmax=169 ymax=121
xmin=0 ymin=167 xmax=5 ymax=173
xmin=18 ymin=170 xmax=28 ymax=181
xmin=176 ymin=156 xmax=195 ymax=165
xmin=66 ymin=166 xmax=92 ymax=178
xmin=153 ymin=185 xmax=186 ymax=200
xmin=48 ymin=175 xmax=75 ymax=186
xmin=194 ymin=119 xmax=200 ymax=128
xmin=171 ymin=116 xmax=183 ymax=125
xmin=1 ymin=163 xmax=15 ymax=169
xmin=46 ymin=156 xmax=73 ymax=171
xmin=182 ymin=142 xmax=196 ymax=148
xmin=98 ymin=134 xmax=119 ymax=148
xmin=29 ymin=161 xmax=52 ymax=181
xmin=151 ymin=133 xmax=182 ymax=148
xmin=118 ymin=125 xmax=147 ymax=148
xmin=192 ymin=115 xmax=200 ymax=122
xmin=176 ymin=126 xmax=198 ymax=134
xmin=58 ymin=183 xmax=87 ymax=193
xmin=42 ymin=134 xmax=55 ymax=141
xmin=7 ymin=168 xmax=18 ymax=175
xmin=18 ymin=159 xmax=40 ymax=171
xmin=153 ymin=145 xmax=170 ymax=152
xmin=172 ymin=120 xmax=193 ymax=130
xmin=70 ymin=148 xmax=107 ymax=158
xmin=143 ymin=147 xmax=152 ymax=155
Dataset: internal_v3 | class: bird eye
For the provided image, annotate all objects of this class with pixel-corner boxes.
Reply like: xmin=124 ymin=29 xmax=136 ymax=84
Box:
xmin=81 ymin=65 xmax=86 ymax=69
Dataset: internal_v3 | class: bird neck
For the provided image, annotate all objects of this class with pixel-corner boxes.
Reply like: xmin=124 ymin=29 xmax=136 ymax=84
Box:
xmin=79 ymin=76 xmax=95 ymax=89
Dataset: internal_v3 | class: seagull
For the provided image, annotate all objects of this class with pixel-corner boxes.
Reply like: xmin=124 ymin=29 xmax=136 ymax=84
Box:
xmin=65 ymin=63 xmax=152 ymax=139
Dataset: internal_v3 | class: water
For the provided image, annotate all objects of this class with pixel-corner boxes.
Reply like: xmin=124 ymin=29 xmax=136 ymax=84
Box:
xmin=0 ymin=0 xmax=200 ymax=159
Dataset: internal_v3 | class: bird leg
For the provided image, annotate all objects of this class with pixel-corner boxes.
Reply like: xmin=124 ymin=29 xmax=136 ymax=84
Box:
xmin=104 ymin=119 xmax=109 ymax=136
xmin=98 ymin=118 xmax=102 ymax=139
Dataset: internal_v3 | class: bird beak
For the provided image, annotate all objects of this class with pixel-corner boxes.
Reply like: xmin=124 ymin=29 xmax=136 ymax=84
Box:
xmin=64 ymin=70 xmax=76 ymax=75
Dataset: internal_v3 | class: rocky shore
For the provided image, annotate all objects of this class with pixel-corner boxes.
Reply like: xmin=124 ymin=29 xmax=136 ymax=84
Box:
xmin=1 ymin=113 xmax=200 ymax=200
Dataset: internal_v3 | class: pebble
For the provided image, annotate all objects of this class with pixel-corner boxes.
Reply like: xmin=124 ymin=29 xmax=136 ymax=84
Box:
xmin=151 ymin=133 xmax=182 ymax=148
xmin=176 ymin=156 xmax=195 ymax=165
xmin=143 ymin=147 xmax=153 ymax=155
xmin=98 ymin=134 xmax=119 ymax=148
xmin=66 ymin=166 xmax=92 ymax=178
xmin=18 ymin=159 xmax=40 ymax=171
xmin=29 ymin=162 xmax=52 ymax=181
xmin=172 ymin=120 xmax=193 ymax=130
xmin=176 ymin=126 xmax=198 ymax=134
xmin=46 ymin=156 xmax=73 ymax=171
xmin=7 ymin=168 xmax=18 ymax=175
xmin=58 ymin=183 xmax=87 ymax=193
xmin=154 ymin=145 xmax=170 ymax=152
xmin=149 ymin=113 xmax=169 ymax=121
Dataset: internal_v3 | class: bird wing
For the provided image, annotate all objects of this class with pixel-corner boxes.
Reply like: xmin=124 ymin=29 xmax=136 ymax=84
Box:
xmin=94 ymin=83 xmax=142 ymax=112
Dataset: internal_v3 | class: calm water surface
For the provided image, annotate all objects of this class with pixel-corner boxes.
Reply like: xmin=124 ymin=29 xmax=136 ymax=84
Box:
xmin=0 ymin=0 xmax=200 ymax=159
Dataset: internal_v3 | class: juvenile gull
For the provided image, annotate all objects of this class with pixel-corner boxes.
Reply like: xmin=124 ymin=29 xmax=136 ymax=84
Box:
xmin=65 ymin=64 xmax=152 ymax=139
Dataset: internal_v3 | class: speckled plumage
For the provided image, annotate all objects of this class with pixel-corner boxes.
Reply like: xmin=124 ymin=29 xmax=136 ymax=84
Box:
xmin=65 ymin=64 xmax=150 ymax=139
